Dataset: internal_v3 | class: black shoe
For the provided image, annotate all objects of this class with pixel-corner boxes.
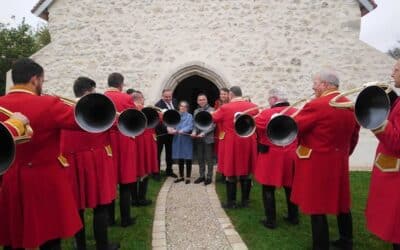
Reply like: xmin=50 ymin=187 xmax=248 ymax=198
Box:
xmin=331 ymin=239 xmax=353 ymax=250
xmin=194 ymin=177 xmax=205 ymax=184
xmin=238 ymin=200 xmax=250 ymax=208
xmin=222 ymin=202 xmax=236 ymax=209
xmin=106 ymin=242 xmax=120 ymax=250
xmin=108 ymin=219 xmax=116 ymax=227
xmin=185 ymin=179 xmax=191 ymax=184
xmin=131 ymin=200 xmax=139 ymax=207
xmin=121 ymin=217 xmax=136 ymax=228
xmin=152 ymin=174 xmax=161 ymax=181
xmin=284 ymin=216 xmax=299 ymax=225
xmin=204 ymin=179 xmax=212 ymax=185
xmin=260 ymin=219 xmax=277 ymax=229
xmin=167 ymin=172 xmax=178 ymax=178
xmin=137 ymin=199 xmax=152 ymax=206
xmin=174 ymin=178 xmax=184 ymax=183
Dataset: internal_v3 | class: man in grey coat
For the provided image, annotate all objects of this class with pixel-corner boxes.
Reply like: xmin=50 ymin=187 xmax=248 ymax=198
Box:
xmin=192 ymin=93 xmax=215 ymax=185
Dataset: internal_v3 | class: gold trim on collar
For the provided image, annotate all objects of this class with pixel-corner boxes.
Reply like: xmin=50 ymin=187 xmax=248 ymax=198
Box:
xmin=8 ymin=86 xmax=37 ymax=95
xmin=321 ymin=90 xmax=340 ymax=97
xmin=105 ymin=87 xmax=120 ymax=92
xmin=230 ymin=97 xmax=244 ymax=102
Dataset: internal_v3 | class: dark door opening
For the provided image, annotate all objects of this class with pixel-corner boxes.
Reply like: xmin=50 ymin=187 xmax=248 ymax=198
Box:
xmin=173 ymin=75 xmax=220 ymax=113
xmin=172 ymin=75 xmax=220 ymax=163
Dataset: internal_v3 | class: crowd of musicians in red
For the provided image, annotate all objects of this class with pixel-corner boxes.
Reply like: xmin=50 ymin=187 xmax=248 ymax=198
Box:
xmin=0 ymin=58 xmax=400 ymax=250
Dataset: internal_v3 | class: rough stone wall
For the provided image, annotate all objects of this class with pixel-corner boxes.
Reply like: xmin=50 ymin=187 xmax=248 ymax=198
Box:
xmin=9 ymin=0 xmax=396 ymax=168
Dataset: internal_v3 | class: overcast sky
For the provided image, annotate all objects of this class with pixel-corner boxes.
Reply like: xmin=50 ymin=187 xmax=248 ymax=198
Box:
xmin=0 ymin=0 xmax=399 ymax=52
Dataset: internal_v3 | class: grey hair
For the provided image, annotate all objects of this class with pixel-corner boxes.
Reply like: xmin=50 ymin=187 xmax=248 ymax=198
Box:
xmin=268 ymin=87 xmax=288 ymax=102
xmin=315 ymin=70 xmax=340 ymax=87
xmin=179 ymin=100 xmax=189 ymax=109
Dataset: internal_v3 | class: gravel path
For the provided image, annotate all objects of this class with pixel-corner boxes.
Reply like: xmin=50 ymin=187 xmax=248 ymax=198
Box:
xmin=165 ymin=165 xmax=231 ymax=250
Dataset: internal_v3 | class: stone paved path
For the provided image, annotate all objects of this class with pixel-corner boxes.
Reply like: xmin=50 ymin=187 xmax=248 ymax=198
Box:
xmin=152 ymin=165 xmax=247 ymax=250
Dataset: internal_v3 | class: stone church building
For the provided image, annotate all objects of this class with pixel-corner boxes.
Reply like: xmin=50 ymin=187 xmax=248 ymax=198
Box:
xmin=10 ymin=0 xmax=395 ymax=168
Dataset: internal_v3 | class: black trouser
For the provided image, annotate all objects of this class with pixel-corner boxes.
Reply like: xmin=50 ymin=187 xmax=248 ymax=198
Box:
xmin=3 ymin=239 xmax=61 ymax=250
xmin=393 ymin=243 xmax=400 ymax=250
xmin=131 ymin=177 xmax=151 ymax=205
xmin=225 ymin=175 xmax=251 ymax=207
xmin=178 ymin=159 xmax=192 ymax=178
xmin=262 ymin=185 xmax=276 ymax=226
xmin=196 ymin=141 xmax=214 ymax=179
xmin=108 ymin=200 xmax=116 ymax=225
xmin=119 ymin=183 xmax=133 ymax=225
xmin=311 ymin=212 xmax=352 ymax=250
xmin=157 ymin=134 xmax=173 ymax=174
xmin=75 ymin=205 xmax=111 ymax=250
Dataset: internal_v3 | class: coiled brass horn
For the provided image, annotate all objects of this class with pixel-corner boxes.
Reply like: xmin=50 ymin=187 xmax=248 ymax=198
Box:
xmin=329 ymin=82 xmax=394 ymax=130
xmin=194 ymin=110 xmax=213 ymax=131
xmin=234 ymin=106 xmax=261 ymax=137
xmin=163 ymin=109 xmax=181 ymax=128
xmin=266 ymin=97 xmax=311 ymax=146
xmin=0 ymin=107 xmax=32 ymax=175
xmin=141 ymin=106 xmax=161 ymax=129
xmin=117 ymin=109 xmax=147 ymax=137
xmin=55 ymin=93 xmax=117 ymax=133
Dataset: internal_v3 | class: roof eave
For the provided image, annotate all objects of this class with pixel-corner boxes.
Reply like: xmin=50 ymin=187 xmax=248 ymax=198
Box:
xmin=31 ymin=0 xmax=54 ymax=20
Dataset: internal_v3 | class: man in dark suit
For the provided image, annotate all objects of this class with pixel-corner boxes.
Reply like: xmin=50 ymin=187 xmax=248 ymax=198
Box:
xmin=155 ymin=89 xmax=178 ymax=178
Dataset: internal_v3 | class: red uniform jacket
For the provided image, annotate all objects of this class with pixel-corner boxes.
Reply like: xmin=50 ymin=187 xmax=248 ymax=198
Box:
xmin=104 ymin=88 xmax=138 ymax=184
xmin=213 ymin=100 xmax=227 ymax=171
xmin=136 ymin=128 xmax=159 ymax=176
xmin=0 ymin=120 xmax=24 ymax=186
xmin=60 ymin=130 xmax=116 ymax=209
xmin=212 ymin=98 xmax=258 ymax=177
xmin=135 ymin=104 xmax=158 ymax=177
xmin=291 ymin=91 xmax=360 ymax=214
xmin=0 ymin=89 xmax=82 ymax=248
xmin=254 ymin=104 xmax=297 ymax=187
xmin=366 ymin=98 xmax=400 ymax=243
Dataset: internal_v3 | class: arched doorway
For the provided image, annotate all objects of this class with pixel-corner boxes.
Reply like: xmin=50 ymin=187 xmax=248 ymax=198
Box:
xmin=162 ymin=62 xmax=229 ymax=107
xmin=173 ymin=75 xmax=219 ymax=113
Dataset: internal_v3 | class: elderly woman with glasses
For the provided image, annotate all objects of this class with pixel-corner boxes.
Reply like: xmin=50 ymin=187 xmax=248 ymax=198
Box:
xmin=167 ymin=100 xmax=194 ymax=184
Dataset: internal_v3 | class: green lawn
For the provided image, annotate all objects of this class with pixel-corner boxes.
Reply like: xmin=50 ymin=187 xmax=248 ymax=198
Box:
xmin=63 ymin=176 xmax=165 ymax=249
xmin=215 ymin=172 xmax=391 ymax=250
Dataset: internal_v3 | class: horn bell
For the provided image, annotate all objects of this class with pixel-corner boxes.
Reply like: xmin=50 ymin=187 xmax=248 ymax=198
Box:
xmin=141 ymin=107 xmax=160 ymax=129
xmin=234 ymin=114 xmax=256 ymax=137
xmin=355 ymin=85 xmax=390 ymax=130
xmin=163 ymin=110 xmax=181 ymax=128
xmin=118 ymin=109 xmax=147 ymax=137
xmin=75 ymin=93 xmax=117 ymax=133
xmin=194 ymin=111 xmax=213 ymax=131
xmin=266 ymin=115 xmax=298 ymax=146
xmin=0 ymin=123 xmax=16 ymax=175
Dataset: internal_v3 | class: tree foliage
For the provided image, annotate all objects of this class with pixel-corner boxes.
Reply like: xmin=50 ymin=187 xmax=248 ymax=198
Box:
xmin=0 ymin=19 xmax=50 ymax=95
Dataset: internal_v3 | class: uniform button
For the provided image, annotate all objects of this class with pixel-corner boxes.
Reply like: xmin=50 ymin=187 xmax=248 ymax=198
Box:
xmin=27 ymin=162 xmax=32 ymax=167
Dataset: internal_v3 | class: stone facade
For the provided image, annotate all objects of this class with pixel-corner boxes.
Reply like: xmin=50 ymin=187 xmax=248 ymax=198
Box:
xmin=9 ymin=0 xmax=396 ymax=168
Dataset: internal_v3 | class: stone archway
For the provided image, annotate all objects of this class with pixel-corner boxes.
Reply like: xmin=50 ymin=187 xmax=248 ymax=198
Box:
xmin=162 ymin=62 xmax=228 ymax=112
xmin=173 ymin=75 xmax=219 ymax=113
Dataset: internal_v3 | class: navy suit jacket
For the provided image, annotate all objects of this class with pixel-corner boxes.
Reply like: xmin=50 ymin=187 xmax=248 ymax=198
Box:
xmin=155 ymin=99 xmax=178 ymax=135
